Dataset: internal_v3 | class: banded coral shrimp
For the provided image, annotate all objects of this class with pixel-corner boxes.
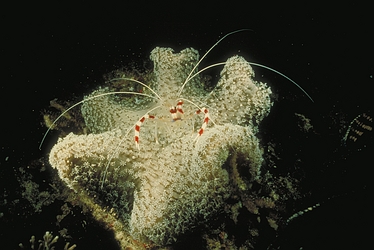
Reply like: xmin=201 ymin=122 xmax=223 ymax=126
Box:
xmin=39 ymin=29 xmax=314 ymax=193
xmin=39 ymin=29 xmax=313 ymax=149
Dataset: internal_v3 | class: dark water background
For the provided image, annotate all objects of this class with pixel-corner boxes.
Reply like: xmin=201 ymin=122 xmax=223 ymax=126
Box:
xmin=2 ymin=3 xmax=372 ymax=249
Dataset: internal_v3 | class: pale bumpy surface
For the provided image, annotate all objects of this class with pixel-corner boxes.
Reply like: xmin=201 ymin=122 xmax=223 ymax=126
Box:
xmin=49 ymin=47 xmax=273 ymax=246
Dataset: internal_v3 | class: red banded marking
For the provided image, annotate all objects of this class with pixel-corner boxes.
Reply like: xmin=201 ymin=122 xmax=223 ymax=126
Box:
xmin=194 ymin=107 xmax=209 ymax=141
xmin=170 ymin=100 xmax=184 ymax=121
xmin=176 ymin=100 xmax=184 ymax=114
xmin=134 ymin=114 xmax=155 ymax=150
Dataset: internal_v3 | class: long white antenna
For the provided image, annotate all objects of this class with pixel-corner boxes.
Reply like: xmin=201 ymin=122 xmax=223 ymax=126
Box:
xmin=177 ymin=29 xmax=252 ymax=97
xmin=248 ymin=62 xmax=314 ymax=103
xmin=180 ymin=61 xmax=314 ymax=103
xmin=39 ymin=78 xmax=161 ymax=150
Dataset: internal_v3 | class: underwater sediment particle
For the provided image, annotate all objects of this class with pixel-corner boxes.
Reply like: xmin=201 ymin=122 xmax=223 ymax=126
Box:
xmin=49 ymin=47 xmax=272 ymax=246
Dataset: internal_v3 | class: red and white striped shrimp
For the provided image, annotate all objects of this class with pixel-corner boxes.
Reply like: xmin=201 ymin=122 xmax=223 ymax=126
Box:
xmin=39 ymin=29 xmax=313 ymax=151
xmin=39 ymin=29 xmax=314 ymax=151
xmin=40 ymin=29 xmax=313 ymax=189
xmin=39 ymin=30 xmax=245 ymax=151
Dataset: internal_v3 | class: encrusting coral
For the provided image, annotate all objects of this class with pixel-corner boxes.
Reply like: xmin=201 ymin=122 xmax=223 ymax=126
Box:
xmin=49 ymin=47 xmax=273 ymax=246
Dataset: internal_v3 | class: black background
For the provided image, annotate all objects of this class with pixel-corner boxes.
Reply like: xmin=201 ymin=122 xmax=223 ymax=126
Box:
xmin=2 ymin=3 xmax=372 ymax=249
